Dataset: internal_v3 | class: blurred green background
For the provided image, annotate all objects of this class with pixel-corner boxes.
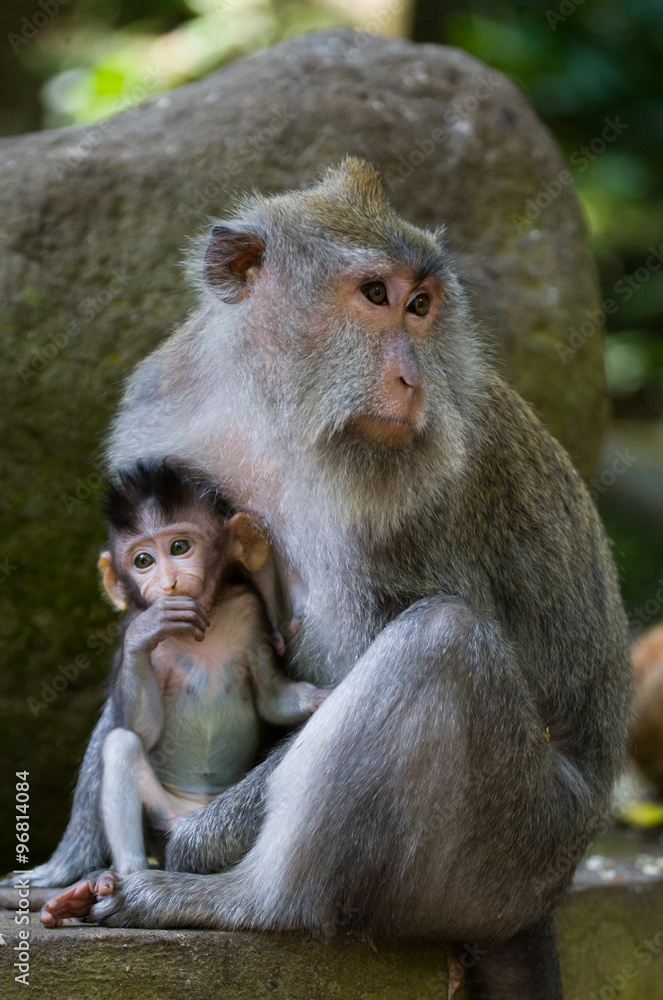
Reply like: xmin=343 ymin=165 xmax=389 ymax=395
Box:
xmin=2 ymin=0 xmax=662 ymax=627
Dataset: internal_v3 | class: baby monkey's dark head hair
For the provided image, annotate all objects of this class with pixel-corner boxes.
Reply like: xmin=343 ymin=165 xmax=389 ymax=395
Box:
xmin=102 ymin=459 xmax=233 ymax=534
xmin=99 ymin=460 xmax=270 ymax=614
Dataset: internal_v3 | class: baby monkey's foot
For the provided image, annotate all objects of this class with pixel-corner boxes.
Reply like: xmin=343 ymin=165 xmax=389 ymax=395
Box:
xmin=40 ymin=871 xmax=119 ymax=927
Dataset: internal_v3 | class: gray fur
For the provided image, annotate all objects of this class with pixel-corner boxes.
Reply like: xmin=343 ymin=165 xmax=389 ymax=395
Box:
xmin=41 ymin=160 xmax=631 ymax=996
xmin=28 ymin=702 xmax=114 ymax=885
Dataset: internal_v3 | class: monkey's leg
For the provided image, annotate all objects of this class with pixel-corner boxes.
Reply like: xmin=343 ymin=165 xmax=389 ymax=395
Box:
xmin=102 ymin=728 xmax=152 ymax=874
xmin=465 ymin=917 xmax=563 ymax=1000
xmin=102 ymin=727 xmax=192 ymax=874
xmin=90 ymin=595 xmax=575 ymax=1000
xmin=10 ymin=701 xmax=115 ymax=887
xmin=165 ymin=739 xmax=292 ymax=873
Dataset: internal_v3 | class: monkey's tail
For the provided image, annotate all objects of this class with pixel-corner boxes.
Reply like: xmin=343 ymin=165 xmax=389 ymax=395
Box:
xmin=462 ymin=916 xmax=562 ymax=1000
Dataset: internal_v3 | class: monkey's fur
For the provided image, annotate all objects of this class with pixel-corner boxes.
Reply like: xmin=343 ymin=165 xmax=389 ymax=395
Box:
xmin=36 ymin=160 xmax=631 ymax=997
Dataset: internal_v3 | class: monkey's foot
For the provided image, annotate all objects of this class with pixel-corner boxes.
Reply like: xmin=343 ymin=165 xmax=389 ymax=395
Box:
xmin=40 ymin=872 xmax=119 ymax=927
xmin=89 ymin=869 xmax=215 ymax=928
xmin=5 ymin=862 xmax=67 ymax=888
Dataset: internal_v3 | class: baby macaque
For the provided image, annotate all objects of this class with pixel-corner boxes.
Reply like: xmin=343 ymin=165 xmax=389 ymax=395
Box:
xmin=41 ymin=460 xmax=326 ymax=926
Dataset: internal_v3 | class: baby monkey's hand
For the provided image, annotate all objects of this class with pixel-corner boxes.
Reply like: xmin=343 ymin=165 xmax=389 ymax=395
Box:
xmin=125 ymin=595 xmax=210 ymax=653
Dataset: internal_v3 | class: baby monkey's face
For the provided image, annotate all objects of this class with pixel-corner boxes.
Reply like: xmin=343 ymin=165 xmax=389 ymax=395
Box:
xmin=118 ymin=513 xmax=221 ymax=610
xmin=100 ymin=502 xmax=270 ymax=615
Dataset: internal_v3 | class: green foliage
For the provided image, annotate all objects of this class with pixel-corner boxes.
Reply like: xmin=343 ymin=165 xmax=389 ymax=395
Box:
xmin=22 ymin=0 xmax=346 ymax=129
xmin=435 ymin=0 xmax=663 ymax=611
xmin=443 ymin=0 xmax=663 ymax=417
xmin=601 ymin=502 xmax=663 ymax=620
xmin=19 ymin=0 xmax=661 ymax=413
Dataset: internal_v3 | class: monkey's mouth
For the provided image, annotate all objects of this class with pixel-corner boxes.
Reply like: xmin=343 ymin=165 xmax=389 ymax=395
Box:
xmin=353 ymin=413 xmax=414 ymax=446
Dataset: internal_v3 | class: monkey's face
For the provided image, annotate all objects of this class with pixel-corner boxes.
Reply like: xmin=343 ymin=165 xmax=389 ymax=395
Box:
xmin=318 ymin=265 xmax=442 ymax=448
xmin=233 ymin=254 xmax=455 ymax=435
xmin=201 ymin=159 xmax=489 ymax=522
xmin=259 ymin=256 xmax=477 ymax=465
xmin=113 ymin=511 xmax=222 ymax=610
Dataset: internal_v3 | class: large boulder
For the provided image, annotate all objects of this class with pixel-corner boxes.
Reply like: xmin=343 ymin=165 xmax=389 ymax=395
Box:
xmin=0 ymin=29 xmax=606 ymax=869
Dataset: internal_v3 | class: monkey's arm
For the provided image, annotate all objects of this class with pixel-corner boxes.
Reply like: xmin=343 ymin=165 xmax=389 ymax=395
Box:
xmin=115 ymin=641 xmax=163 ymax=750
xmin=118 ymin=595 xmax=209 ymax=746
xmin=249 ymin=557 xmax=287 ymax=656
xmin=249 ymin=648 xmax=329 ymax=725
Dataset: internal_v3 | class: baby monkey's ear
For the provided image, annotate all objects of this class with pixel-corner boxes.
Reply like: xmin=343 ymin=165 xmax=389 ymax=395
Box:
xmin=226 ymin=513 xmax=271 ymax=572
xmin=97 ymin=551 xmax=128 ymax=611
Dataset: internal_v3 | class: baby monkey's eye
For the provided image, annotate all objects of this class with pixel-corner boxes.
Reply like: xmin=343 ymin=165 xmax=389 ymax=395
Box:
xmin=362 ymin=282 xmax=388 ymax=305
xmin=134 ymin=552 xmax=154 ymax=569
xmin=170 ymin=539 xmax=191 ymax=555
xmin=408 ymin=294 xmax=430 ymax=317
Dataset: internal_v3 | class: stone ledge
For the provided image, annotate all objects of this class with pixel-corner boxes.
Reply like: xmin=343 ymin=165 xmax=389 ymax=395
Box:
xmin=1 ymin=863 xmax=663 ymax=1000
xmin=0 ymin=909 xmax=449 ymax=1000
xmin=560 ymin=864 xmax=663 ymax=999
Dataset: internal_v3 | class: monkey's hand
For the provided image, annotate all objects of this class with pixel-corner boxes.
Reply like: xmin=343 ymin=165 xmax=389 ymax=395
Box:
xmin=124 ymin=595 xmax=210 ymax=653
xmin=89 ymin=870 xmax=219 ymax=929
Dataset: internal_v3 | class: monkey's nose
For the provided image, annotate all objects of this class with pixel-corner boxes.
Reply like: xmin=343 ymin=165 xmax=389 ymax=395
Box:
xmin=398 ymin=372 xmax=422 ymax=397
xmin=384 ymin=337 xmax=423 ymax=405
xmin=391 ymin=366 xmax=424 ymax=414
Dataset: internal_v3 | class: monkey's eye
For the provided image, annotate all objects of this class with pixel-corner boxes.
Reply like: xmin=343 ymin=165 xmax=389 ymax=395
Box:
xmin=133 ymin=552 xmax=154 ymax=569
xmin=170 ymin=539 xmax=191 ymax=556
xmin=408 ymin=294 xmax=430 ymax=317
xmin=362 ymin=282 xmax=388 ymax=305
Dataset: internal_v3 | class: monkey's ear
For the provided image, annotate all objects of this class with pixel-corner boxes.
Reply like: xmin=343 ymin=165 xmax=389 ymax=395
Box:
xmin=226 ymin=513 xmax=271 ymax=572
xmin=98 ymin=552 xmax=127 ymax=611
xmin=203 ymin=225 xmax=264 ymax=304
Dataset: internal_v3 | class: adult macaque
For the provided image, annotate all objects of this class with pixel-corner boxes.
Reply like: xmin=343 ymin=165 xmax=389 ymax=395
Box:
xmin=38 ymin=160 xmax=630 ymax=998
xmin=38 ymin=460 xmax=325 ymax=926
